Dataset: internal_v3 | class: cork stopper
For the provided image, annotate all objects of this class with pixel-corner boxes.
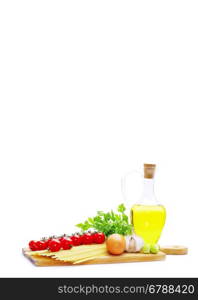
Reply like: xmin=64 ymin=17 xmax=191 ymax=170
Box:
xmin=144 ymin=163 xmax=156 ymax=179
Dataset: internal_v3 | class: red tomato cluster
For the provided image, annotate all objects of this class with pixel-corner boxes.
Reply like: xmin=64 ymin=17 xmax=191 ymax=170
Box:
xmin=28 ymin=232 xmax=105 ymax=252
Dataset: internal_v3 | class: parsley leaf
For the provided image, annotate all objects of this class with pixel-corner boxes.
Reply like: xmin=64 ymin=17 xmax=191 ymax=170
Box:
xmin=76 ymin=203 xmax=132 ymax=236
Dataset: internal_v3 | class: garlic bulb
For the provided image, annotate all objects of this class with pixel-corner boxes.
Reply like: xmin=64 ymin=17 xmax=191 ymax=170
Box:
xmin=125 ymin=234 xmax=144 ymax=253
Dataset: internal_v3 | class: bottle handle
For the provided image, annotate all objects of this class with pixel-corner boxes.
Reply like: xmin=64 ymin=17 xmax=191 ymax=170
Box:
xmin=121 ymin=170 xmax=143 ymax=207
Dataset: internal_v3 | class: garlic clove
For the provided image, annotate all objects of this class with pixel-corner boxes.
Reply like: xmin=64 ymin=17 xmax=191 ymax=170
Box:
xmin=125 ymin=235 xmax=136 ymax=252
xmin=125 ymin=234 xmax=144 ymax=253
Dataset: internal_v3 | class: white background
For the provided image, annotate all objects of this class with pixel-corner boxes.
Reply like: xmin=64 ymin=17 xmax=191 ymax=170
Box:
xmin=0 ymin=0 xmax=198 ymax=277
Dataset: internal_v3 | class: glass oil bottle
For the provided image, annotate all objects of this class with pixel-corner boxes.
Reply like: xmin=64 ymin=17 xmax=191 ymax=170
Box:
xmin=131 ymin=164 xmax=166 ymax=245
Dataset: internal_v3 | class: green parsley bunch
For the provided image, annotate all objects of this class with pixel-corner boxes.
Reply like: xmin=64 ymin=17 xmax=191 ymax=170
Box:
xmin=76 ymin=203 xmax=132 ymax=236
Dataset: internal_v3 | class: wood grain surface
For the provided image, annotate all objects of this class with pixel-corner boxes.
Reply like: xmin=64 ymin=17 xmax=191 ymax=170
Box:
xmin=160 ymin=245 xmax=188 ymax=255
xmin=23 ymin=248 xmax=166 ymax=266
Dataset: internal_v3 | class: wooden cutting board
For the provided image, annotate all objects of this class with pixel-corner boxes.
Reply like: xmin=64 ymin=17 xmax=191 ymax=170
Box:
xmin=23 ymin=248 xmax=166 ymax=266
xmin=23 ymin=245 xmax=188 ymax=267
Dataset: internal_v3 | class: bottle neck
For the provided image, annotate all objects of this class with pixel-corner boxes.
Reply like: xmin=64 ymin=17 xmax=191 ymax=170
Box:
xmin=140 ymin=178 xmax=157 ymax=204
xmin=143 ymin=178 xmax=154 ymax=196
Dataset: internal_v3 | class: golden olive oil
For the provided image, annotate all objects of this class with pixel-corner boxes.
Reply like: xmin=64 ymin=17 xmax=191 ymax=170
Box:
xmin=131 ymin=204 xmax=166 ymax=244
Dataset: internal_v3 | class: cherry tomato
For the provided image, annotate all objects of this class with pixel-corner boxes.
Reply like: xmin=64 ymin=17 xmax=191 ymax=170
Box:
xmin=59 ymin=235 xmax=69 ymax=243
xmin=48 ymin=239 xmax=62 ymax=252
xmin=45 ymin=238 xmax=52 ymax=248
xmin=93 ymin=232 xmax=105 ymax=244
xmin=36 ymin=240 xmax=48 ymax=250
xmin=59 ymin=237 xmax=65 ymax=243
xmin=61 ymin=238 xmax=72 ymax=250
xmin=82 ymin=233 xmax=94 ymax=245
xmin=29 ymin=240 xmax=39 ymax=251
xmin=70 ymin=234 xmax=83 ymax=246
